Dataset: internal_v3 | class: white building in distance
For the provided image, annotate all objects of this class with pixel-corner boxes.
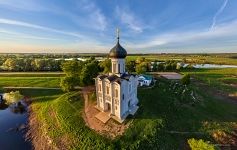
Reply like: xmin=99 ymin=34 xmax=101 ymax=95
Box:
xmin=95 ymin=30 xmax=139 ymax=123
xmin=138 ymin=75 xmax=153 ymax=86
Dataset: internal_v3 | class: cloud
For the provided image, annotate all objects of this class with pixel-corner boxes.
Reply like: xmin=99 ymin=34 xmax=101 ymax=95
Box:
xmin=0 ymin=0 xmax=46 ymax=12
xmin=74 ymin=0 xmax=107 ymax=31
xmin=0 ymin=0 xmax=107 ymax=32
xmin=128 ymin=20 xmax=237 ymax=51
xmin=0 ymin=29 xmax=61 ymax=41
xmin=210 ymin=0 xmax=228 ymax=30
xmin=0 ymin=18 xmax=86 ymax=39
xmin=115 ymin=6 xmax=144 ymax=33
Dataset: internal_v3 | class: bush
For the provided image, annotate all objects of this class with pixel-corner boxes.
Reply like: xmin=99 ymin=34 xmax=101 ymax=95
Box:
xmin=181 ymin=74 xmax=191 ymax=85
xmin=188 ymin=138 xmax=217 ymax=150
xmin=3 ymin=91 xmax=23 ymax=104
xmin=60 ymin=76 xmax=79 ymax=92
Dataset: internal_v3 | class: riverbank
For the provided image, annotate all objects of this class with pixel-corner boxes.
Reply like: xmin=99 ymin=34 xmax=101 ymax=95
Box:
xmin=27 ymin=107 xmax=58 ymax=150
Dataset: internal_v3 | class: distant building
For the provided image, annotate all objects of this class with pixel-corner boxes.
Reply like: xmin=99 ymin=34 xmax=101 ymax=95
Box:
xmin=138 ymin=75 xmax=153 ymax=86
xmin=95 ymin=30 xmax=139 ymax=123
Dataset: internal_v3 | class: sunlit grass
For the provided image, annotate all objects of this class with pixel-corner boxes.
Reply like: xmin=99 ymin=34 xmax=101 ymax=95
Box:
xmin=0 ymin=77 xmax=60 ymax=88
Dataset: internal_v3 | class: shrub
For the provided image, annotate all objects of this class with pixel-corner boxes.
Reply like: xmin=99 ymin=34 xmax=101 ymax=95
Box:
xmin=188 ymin=138 xmax=217 ymax=150
xmin=181 ymin=74 xmax=191 ymax=85
xmin=3 ymin=91 xmax=23 ymax=104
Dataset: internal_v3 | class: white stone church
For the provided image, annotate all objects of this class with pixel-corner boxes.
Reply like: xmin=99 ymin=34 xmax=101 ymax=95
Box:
xmin=95 ymin=31 xmax=139 ymax=123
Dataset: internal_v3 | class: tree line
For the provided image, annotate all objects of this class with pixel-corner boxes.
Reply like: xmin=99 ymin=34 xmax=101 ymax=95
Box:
xmin=0 ymin=55 xmax=193 ymax=73
xmin=0 ymin=58 xmax=63 ymax=71
xmin=126 ymin=57 xmax=190 ymax=74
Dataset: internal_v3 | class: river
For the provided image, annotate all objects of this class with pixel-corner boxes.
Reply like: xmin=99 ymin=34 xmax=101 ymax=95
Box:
xmin=0 ymin=100 xmax=32 ymax=150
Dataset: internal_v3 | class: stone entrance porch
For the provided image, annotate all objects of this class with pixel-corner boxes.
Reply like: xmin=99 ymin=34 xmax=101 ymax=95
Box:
xmin=95 ymin=111 xmax=111 ymax=124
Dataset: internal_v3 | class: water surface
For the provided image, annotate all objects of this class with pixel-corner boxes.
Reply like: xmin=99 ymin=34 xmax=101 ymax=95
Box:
xmin=0 ymin=101 xmax=32 ymax=150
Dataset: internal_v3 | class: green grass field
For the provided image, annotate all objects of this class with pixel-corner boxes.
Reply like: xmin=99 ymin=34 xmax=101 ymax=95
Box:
xmin=0 ymin=72 xmax=64 ymax=77
xmin=1 ymin=69 xmax=236 ymax=149
xmin=0 ymin=77 xmax=60 ymax=88
xmin=181 ymin=68 xmax=237 ymax=95
xmin=6 ymin=75 xmax=235 ymax=149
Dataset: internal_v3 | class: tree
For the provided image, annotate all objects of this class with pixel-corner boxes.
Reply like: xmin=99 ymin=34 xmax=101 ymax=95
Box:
xmin=60 ymin=76 xmax=79 ymax=92
xmin=135 ymin=62 xmax=147 ymax=74
xmin=171 ymin=62 xmax=177 ymax=70
xmin=157 ymin=63 xmax=164 ymax=71
xmin=61 ymin=60 xmax=83 ymax=77
xmin=164 ymin=63 xmax=172 ymax=71
xmin=23 ymin=58 xmax=33 ymax=71
xmin=80 ymin=60 xmax=100 ymax=86
xmin=99 ymin=58 xmax=111 ymax=73
xmin=181 ymin=74 xmax=191 ymax=85
xmin=126 ymin=60 xmax=135 ymax=73
xmin=2 ymin=58 xmax=17 ymax=71
xmin=32 ymin=59 xmax=45 ymax=71
xmin=152 ymin=61 xmax=158 ymax=72
xmin=60 ymin=60 xmax=83 ymax=92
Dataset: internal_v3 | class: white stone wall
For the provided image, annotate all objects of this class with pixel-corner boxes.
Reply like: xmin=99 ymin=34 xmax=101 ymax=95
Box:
xmin=96 ymin=75 xmax=138 ymax=120
xmin=119 ymin=75 xmax=138 ymax=119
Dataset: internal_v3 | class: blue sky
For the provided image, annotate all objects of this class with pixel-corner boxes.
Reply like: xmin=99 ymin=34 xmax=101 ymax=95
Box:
xmin=0 ymin=0 xmax=237 ymax=53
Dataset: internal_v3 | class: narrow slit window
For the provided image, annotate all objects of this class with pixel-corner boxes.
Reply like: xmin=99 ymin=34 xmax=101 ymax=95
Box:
xmin=106 ymin=86 xmax=109 ymax=94
xmin=113 ymin=63 xmax=116 ymax=73
xmin=118 ymin=64 xmax=120 ymax=73
xmin=115 ymin=89 xmax=118 ymax=97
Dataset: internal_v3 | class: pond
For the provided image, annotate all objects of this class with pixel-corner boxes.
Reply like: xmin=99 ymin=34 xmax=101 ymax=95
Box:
xmin=192 ymin=64 xmax=237 ymax=69
xmin=0 ymin=95 xmax=32 ymax=150
xmin=178 ymin=63 xmax=237 ymax=69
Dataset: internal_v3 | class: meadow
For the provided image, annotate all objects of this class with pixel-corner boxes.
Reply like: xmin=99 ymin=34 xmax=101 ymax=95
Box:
xmin=0 ymin=77 xmax=60 ymax=88
xmin=127 ymin=53 xmax=237 ymax=65
xmin=1 ymin=68 xmax=236 ymax=149
xmin=181 ymin=68 xmax=237 ymax=95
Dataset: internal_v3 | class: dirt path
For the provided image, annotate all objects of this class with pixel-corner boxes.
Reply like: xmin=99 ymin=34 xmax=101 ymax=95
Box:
xmin=193 ymin=79 xmax=237 ymax=105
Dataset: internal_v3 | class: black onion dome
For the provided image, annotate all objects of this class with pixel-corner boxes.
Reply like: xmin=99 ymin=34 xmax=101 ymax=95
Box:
xmin=109 ymin=40 xmax=127 ymax=59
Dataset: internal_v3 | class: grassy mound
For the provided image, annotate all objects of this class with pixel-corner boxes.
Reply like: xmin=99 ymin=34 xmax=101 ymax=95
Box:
xmin=29 ymin=76 xmax=237 ymax=149
xmin=31 ymin=92 xmax=113 ymax=149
